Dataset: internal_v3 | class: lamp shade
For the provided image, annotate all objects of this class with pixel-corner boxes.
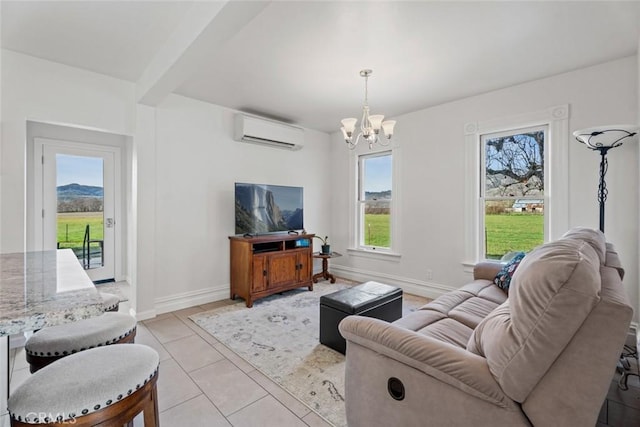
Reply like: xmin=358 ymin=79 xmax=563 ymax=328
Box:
xmin=382 ymin=120 xmax=396 ymax=137
xmin=368 ymin=115 xmax=385 ymax=130
xmin=341 ymin=118 xmax=358 ymax=134
xmin=573 ymin=125 xmax=639 ymax=149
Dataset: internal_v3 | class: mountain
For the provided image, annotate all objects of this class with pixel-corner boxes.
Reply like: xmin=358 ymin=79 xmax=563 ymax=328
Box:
xmin=57 ymin=183 xmax=103 ymax=200
xmin=281 ymin=208 xmax=303 ymax=230
xmin=365 ymin=190 xmax=391 ymax=200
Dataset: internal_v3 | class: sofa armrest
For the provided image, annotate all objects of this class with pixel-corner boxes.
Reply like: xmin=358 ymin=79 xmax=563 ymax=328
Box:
xmin=473 ymin=261 xmax=503 ymax=281
xmin=339 ymin=316 xmax=516 ymax=408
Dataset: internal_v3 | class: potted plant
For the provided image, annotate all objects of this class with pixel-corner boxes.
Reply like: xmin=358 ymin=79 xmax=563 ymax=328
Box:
xmin=315 ymin=235 xmax=331 ymax=254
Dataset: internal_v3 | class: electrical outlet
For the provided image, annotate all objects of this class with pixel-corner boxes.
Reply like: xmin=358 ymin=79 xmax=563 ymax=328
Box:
xmin=426 ymin=269 xmax=433 ymax=281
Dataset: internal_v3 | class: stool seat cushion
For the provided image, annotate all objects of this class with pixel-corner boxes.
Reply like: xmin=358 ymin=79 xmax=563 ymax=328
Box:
xmin=9 ymin=344 xmax=159 ymax=424
xmin=25 ymin=313 xmax=137 ymax=357
xmin=99 ymin=292 xmax=120 ymax=312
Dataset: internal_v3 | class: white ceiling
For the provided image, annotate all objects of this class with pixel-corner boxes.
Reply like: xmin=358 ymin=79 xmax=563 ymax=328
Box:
xmin=2 ymin=1 xmax=639 ymax=133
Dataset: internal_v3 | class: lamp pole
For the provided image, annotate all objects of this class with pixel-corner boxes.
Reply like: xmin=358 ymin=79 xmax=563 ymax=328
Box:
xmin=595 ymin=147 xmax=610 ymax=233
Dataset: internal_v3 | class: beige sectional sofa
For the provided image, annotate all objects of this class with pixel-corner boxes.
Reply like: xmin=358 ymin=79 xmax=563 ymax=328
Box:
xmin=339 ymin=228 xmax=633 ymax=426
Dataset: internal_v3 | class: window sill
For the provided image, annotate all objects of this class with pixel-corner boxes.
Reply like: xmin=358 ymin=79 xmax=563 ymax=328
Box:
xmin=347 ymin=248 xmax=401 ymax=262
xmin=461 ymin=261 xmax=475 ymax=274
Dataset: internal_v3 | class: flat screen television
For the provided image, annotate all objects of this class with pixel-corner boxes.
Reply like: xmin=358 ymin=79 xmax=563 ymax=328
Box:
xmin=235 ymin=182 xmax=304 ymax=235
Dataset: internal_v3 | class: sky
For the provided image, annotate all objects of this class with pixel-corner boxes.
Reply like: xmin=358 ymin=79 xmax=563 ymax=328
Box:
xmin=363 ymin=154 xmax=392 ymax=192
xmin=56 ymin=154 xmax=103 ymax=187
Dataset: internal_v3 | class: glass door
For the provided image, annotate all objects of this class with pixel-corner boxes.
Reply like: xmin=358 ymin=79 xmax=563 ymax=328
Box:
xmin=36 ymin=139 xmax=117 ymax=282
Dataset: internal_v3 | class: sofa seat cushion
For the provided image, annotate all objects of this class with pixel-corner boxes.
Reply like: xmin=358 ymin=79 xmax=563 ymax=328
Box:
xmin=459 ymin=281 xmax=509 ymax=305
xmin=393 ymin=309 xmax=447 ymax=332
xmin=419 ymin=318 xmax=474 ymax=348
xmin=449 ymin=297 xmax=501 ymax=329
xmin=392 ymin=280 xmax=505 ymax=346
xmin=393 ymin=310 xmax=473 ymax=348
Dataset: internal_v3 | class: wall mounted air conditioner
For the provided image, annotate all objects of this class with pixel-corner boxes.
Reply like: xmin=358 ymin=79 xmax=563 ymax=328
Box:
xmin=234 ymin=114 xmax=304 ymax=150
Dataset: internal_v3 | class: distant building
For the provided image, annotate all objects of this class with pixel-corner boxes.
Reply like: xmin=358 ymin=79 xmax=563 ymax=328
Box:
xmin=512 ymin=199 xmax=544 ymax=212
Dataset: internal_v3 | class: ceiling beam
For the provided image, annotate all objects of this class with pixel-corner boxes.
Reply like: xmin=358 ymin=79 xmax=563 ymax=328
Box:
xmin=136 ymin=1 xmax=269 ymax=106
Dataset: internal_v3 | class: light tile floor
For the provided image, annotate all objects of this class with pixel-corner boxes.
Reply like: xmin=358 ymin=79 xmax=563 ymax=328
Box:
xmin=2 ymin=288 xmax=333 ymax=427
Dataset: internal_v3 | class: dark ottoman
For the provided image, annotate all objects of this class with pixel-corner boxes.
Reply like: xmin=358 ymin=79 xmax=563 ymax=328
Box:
xmin=320 ymin=281 xmax=403 ymax=354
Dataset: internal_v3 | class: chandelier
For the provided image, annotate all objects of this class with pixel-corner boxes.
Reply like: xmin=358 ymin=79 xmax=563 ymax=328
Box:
xmin=340 ymin=69 xmax=396 ymax=150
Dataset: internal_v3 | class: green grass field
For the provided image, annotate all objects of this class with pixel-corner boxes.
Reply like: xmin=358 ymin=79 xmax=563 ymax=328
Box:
xmin=485 ymin=213 xmax=543 ymax=259
xmin=364 ymin=213 xmax=390 ymax=247
xmin=364 ymin=213 xmax=543 ymax=258
xmin=57 ymin=212 xmax=103 ymax=250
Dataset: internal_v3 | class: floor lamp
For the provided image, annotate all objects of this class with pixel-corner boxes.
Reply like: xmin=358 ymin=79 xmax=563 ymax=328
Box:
xmin=573 ymin=125 xmax=638 ymax=233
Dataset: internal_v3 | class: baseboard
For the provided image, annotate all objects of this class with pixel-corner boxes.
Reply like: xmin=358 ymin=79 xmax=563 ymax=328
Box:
xmin=329 ymin=265 xmax=457 ymax=300
xmin=134 ymin=308 xmax=156 ymax=321
xmin=153 ymin=284 xmax=229 ymax=316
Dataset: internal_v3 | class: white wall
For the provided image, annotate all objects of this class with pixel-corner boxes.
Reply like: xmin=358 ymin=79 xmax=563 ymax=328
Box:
xmin=329 ymin=56 xmax=639 ymax=320
xmin=149 ymin=94 xmax=332 ymax=314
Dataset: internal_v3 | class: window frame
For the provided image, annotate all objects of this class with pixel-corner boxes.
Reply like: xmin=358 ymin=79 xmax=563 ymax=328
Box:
xmin=348 ymin=145 xmax=401 ymax=260
xmin=463 ymin=105 xmax=569 ymax=267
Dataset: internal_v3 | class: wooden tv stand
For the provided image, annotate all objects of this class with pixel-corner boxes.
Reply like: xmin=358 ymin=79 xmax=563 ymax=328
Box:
xmin=229 ymin=233 xmax=314 ymax=307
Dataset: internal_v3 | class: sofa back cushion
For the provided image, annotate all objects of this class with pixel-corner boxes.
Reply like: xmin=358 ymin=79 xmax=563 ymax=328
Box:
xmin=466 ymin=238 xmax=601 ymax=402
xmin=561 ymin=227 xmax=606 ymax=264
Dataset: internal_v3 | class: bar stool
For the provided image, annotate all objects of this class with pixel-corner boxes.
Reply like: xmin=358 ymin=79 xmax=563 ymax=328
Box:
xmin=25 ymin=312 xmax=137 ymax=373
xmin=99 ymin=292 xmax=120 ymax=312
xmin=8 ymin=344 xmax=159 ymax=426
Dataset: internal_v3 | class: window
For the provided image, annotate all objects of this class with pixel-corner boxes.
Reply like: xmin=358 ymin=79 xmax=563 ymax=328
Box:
xmin=463 ymin=105 xmax=569 ymax=266
xmin=358 ymin=151 xmax=392 ymax=250
xmin=481 ymin=126 xmax=546 ymax=259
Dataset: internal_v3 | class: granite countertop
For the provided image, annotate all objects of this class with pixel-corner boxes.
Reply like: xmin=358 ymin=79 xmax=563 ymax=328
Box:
xmin=0 ymin=249 xmax=106 ymax=337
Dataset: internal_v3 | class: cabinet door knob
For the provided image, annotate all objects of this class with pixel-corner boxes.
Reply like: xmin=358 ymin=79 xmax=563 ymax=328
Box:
xmin=263 ymin=270 xmax=267 ymax=276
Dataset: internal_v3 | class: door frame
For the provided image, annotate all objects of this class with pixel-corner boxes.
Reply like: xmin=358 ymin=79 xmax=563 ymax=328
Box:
xmin=33 ymin=137 xmax=123 ymax=281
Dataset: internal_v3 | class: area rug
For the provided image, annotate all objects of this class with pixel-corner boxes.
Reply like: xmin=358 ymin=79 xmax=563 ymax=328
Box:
xmin=189 ymin=279 xmax=429 ymax=426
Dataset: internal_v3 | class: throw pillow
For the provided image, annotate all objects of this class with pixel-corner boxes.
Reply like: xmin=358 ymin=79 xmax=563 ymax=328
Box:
xmin=493 ymin=252 xmax=526 ymax=292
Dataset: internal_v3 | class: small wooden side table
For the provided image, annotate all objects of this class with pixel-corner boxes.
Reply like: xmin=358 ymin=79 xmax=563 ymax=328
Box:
xmin=312 ymin=252 xmax=342 ymax=284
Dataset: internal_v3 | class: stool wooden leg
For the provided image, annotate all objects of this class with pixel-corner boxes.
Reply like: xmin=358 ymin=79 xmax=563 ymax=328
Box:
xmin=143 ymin=383 xmax=159 ymax=426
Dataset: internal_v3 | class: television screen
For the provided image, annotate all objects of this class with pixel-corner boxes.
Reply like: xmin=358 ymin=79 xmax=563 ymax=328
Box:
xmin=235 ymin=183 xmax=304 ymax=235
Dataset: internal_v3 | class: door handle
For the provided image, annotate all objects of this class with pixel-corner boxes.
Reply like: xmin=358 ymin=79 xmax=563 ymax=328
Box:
xmin=106 ymin=218 xmax=115 ymax=228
